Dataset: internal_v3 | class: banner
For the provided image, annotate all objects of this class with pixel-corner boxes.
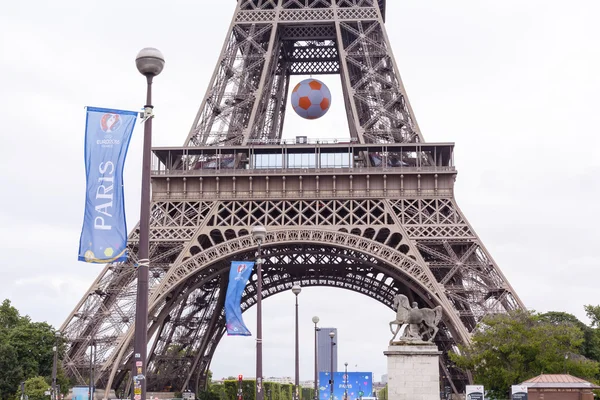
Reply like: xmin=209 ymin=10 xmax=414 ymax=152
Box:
xmin=225 ymin=261 xmax=255 ymax=336
xmin=511 ymin=385 xmax=528 ymax=400
xmin=318 ymin=372 xmax=373 ymax=400
xmin=466 ymin=385 xmax=485 ymax=400
xmin=78 ymin=107 xmax=137 ymax=263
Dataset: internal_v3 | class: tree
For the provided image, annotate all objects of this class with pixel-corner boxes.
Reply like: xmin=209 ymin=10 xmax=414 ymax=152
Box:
xmin=450 ymin=310 xmax=600 ymax=399
xmin=0 ymin=300 xmax=21 ymax=331
xmin=539 ymin=311 xmax=600 ymax=362
xmin=0 ymin=343 xmax=21 ymax=400
xmin=0 ymin=299 xmax=67 ymax=400
xmin=23 ymin=377 xmax=50 ymax=400
xmin=585 ymin=305 xmax=600 ymax=328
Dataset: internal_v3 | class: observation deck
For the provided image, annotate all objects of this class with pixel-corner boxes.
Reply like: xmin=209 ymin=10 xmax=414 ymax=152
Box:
xmin=151 ymin=139 xmax=457 ymax=201
xmin=235 ymin=0 xmax=386 ymax=18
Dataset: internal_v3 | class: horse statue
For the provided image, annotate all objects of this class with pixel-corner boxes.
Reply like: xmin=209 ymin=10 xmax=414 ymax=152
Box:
xmin=389 ymin=294 xmax=442 ymax=344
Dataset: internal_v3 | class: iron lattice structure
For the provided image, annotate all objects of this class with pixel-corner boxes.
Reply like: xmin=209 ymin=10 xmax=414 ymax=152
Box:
xmin=60 ymin=0 xmax=524 ymax=396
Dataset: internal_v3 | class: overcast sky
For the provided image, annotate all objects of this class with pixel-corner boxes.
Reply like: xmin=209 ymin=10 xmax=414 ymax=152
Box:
xmin=1 ymin=0 xmax=599 ymax=384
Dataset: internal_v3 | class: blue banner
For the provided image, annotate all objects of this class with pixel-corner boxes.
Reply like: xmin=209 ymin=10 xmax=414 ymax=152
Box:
xmin=225 ymin=261 xmax=255 ymax=336
xmin=78 ymin=107 xmax=137 ymax=263
xmin=319 ymin=372 xmax=373 ymax=400
xmin=72 ymin=386 xmax=90 ymax=400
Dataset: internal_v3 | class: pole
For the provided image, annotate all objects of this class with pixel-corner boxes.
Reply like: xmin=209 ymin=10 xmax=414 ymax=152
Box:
xmin=89 ymin=342 xmax=93 ymax=400
xmin=314 ymin=323 xmax=318 ymax=400
xmin=133 ymin=74 xmax=154 ymax=400
xmin=52 ymin=337 xmax=58 ymax=400
xmin=344 ymin=364 xmax=347 ymax=400
xmin=329 ymin=337 xmax=334 ymax=400
xmin=92 ymin=343 xmax=96 ymax=400
xmin=256 ymin=240 xmax=264 ymax=400
xmin=294 ymin=295 xmax=299 ymax=400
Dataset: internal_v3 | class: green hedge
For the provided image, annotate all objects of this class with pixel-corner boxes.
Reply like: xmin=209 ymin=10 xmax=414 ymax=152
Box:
xmin=208 ymin=380 xmax=314 ymax=400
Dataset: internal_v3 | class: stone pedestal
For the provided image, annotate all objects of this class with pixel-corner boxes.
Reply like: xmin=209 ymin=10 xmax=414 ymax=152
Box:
xmin=384 ymin=342 xmax=441 ymax=400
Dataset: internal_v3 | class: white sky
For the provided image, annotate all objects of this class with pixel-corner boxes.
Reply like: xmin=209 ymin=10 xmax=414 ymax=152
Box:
xmin=1 ymin=0 xmax=599 ymax=384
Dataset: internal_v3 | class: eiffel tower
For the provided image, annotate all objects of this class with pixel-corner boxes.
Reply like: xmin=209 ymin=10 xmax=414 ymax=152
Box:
xmin=60 ymin=0 xmax=524 ymax=396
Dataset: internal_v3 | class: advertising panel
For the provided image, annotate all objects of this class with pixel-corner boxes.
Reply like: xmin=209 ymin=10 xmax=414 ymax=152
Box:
xmin=511 ymin=385 xmax=528 ymax=400
xmin=466 ymin=385 xmax=485 ymax=400
xmin=319 ymin=372 xmax=373 ymax=400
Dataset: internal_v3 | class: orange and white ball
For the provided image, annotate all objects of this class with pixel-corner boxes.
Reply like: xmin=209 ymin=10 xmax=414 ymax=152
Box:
xmin=290 ymin=79 xmax=332 ymax=120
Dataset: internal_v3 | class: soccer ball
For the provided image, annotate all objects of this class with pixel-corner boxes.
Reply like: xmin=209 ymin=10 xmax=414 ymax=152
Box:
xmin=290 ymin=79 xmax=332 ymax=120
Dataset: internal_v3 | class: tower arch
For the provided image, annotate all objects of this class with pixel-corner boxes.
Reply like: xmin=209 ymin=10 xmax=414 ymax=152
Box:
xmin=104 ymin=230 xmax=469 ymax=393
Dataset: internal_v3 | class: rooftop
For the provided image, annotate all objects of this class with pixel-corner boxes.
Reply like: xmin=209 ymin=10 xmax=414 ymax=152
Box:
xmin=522 ymin=374 xmax=600 ymax=389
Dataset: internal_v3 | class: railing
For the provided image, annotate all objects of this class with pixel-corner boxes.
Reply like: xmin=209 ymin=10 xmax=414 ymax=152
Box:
xmin=151 ymin=165 xmax=456 ymax=176
xmin=247 ymin=137 xmax=357 ymax=145
xmin=152 ymin=188 xmax=454 ymax=200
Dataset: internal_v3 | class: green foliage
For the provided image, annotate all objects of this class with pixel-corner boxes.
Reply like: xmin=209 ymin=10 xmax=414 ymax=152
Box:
xmin=263 ymin=382 xmax=281 ymax=400
xmin=279 ymin=384 xmax=292 ymax=400
xmin=174 ymin=392 xmax=183 ymax=399
xmin=585 ymin=305 xmax=600 ymax=328
xmin=241 ymin=380 xmax=256 ymax=400
xmin=23 ymin=377 xmax=49 ymax=400
xmin=221 ymin=379 xmax=256 ymax=400
xmin=0 ymin=301 xmax=21 ymax=331
xmin=0 ymin=299 xmax=67 ymax=400
xmin=207 ymin=383 xmax=227 ymax=400
xmin=450 ymin=309 xmax=600 ymax=399
xmin=0 ymin=342 xmax=21 ymax=400
xmin=540 ymin=311 xmax=600 ymax=362
xmin=53 ymin=366 xmax=70 ymax=396
xmin=377 ymin=385 xmax=387 ymax=400
xmin=209 ymin=381 xmax=298 ymax=400
xmin=299 ymin=387 xmax=314 ymax=399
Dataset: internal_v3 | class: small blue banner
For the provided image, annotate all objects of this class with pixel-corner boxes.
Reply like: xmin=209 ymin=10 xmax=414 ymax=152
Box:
xmin=78 ymin=107 xmax=137 ymax=263
xmin=225 ymin=261 xmax=255 ymax=336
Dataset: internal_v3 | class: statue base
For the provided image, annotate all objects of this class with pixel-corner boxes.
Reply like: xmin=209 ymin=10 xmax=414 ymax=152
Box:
xmin=384 ymin=342 xmax=441 ymax=400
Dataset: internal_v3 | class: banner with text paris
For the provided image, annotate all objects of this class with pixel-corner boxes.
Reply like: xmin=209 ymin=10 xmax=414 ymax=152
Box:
xmin=78 ymin=107 xmax=137 ymax=264
xmin=225 ymin=261 xmax=255 ymax=336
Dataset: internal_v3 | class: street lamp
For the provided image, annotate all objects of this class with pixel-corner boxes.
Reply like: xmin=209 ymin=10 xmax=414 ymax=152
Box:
xmin=344 ymin=362 xmax=348 ymax=400
xmin=88 ymin=339 xmax=96 ymax=400
xmin=292 ymin=285 xmax=302 ymax=400
xmin=312 ymin=316 xmax=320 ymax=400
xmin=252 ymin=225 xmax=267 ymax=400
xmin=51 ymin=332 xmax=60 ymax=400
xmin=329 ymin=331 xmax=335 ymax=400
xmin=133 ymin=47 xmax=165 ymax=400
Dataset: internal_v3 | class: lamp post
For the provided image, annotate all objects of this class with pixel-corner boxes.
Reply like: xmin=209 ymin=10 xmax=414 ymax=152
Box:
xmin=312 ymin=316 xmax=320 ymax=400
xmin=133 ymin=47 xmax=165 ymax=400
xmin=252 ymin=225 xmax=267 ymax=400
xmin=88 ymin=340 xmax=96 ymax=400
xmin=344 ymin=362 xmax=348 ymax=400
xmin=51 ymin=332 xmax=60 ymax=400
xmin=329 ymin=331 xmax=335 ymax=400
xmin=292 ymin=285 xmax=302 ymax=400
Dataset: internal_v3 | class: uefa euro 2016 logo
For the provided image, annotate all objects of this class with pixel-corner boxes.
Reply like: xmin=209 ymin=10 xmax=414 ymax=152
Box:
xmin=97 ymin=113 xmax=123 ymax=146
xmin=234 ymin=263 xmax=248 ymax=280
xmin=100 ymin=113 xmax=122 ymax=133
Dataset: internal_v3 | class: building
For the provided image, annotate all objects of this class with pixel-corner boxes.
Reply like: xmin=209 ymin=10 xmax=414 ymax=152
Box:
xmin=520 ymin=374 xmax=600 ymax=400
xmin=317 ymin=328 xmax=338 ymax=374
xmin=381 ymin=374 xmax=388 ymax=385
xmin=264 ymin=377 xmax=293 ymax=385
xmin=300 ymin=380 xmax=314 ymax=389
